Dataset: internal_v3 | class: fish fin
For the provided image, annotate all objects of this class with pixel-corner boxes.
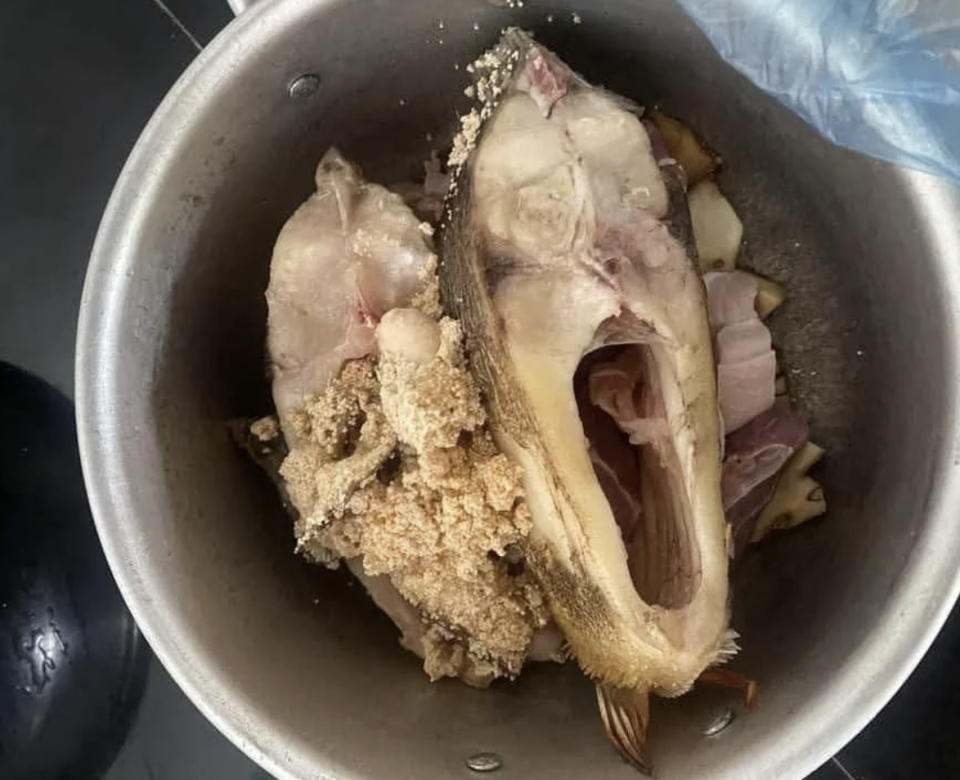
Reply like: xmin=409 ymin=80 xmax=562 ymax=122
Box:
xmin=698 ymin=667 xmax=759 ymax=710
xmin=715 ymin=628 xmax=740 ymax=663
xmin=596 ymin=684 xmax=651 ymax=775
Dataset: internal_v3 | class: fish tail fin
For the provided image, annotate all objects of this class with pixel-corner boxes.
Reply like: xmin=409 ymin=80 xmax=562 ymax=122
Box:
xmin=596 ymin=684 xmax=651 ymax=775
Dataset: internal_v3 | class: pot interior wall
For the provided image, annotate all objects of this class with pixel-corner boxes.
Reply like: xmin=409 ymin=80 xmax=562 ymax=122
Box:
xmin=91 ymin=0 xmax=958 ymax=778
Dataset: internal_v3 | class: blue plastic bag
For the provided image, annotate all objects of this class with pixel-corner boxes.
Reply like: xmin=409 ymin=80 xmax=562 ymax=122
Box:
xmin=676 ymin=0 xmax=960 ymax=183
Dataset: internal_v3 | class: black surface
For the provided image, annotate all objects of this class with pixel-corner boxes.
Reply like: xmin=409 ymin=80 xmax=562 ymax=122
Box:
xmin=840 ymin=605 xmax=960 ymax=780
xmin=0 ymin=362 xmax=149 ymax=780
xmin=157 ymin=0 xmax=232 ymax=46
xmin=0 ymin=0 xmax=200 ymax=397
xmin=1 ymin=0 xmax=959 ymax=777
xmin=0 ymin=0 xmax=261 ymax=778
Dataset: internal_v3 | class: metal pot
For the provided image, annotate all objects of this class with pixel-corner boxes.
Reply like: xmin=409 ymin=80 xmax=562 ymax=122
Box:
xmin=75 ymin=1 xmax=960 ymax=778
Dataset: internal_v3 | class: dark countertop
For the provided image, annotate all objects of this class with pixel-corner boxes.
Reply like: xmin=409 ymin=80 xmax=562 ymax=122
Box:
xmin=1 ymin=0 xmax=956 ymax=778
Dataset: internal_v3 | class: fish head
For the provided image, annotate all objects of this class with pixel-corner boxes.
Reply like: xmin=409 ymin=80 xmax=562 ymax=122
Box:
xmin=441 ymin=29 xmax=734 ymax=698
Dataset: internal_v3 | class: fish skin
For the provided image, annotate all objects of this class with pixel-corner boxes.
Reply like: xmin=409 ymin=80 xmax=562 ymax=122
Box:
xmin=440 ymin=29 xmax=734 ymax=697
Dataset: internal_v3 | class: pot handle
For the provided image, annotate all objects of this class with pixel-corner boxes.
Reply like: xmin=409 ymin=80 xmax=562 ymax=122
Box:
xmin=226 ymin=0 xmax=253 ymax=15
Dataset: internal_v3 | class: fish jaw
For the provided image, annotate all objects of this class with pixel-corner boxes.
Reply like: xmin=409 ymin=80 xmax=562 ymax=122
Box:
xmin=441 ymin=29 xmax=733 ymax=696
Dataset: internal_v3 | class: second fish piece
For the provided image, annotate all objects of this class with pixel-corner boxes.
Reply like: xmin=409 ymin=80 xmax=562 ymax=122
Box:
xmin=441 ymin=29 xmax=736 ymax=771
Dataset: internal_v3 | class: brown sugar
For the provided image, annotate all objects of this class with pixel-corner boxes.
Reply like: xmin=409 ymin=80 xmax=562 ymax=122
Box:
xmin=275 ymin=306 xmax=547 ymax=684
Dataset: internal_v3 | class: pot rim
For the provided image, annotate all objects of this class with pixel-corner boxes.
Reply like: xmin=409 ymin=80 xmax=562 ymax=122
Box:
xmin=76 ymin=1 xmax=960 ymax=778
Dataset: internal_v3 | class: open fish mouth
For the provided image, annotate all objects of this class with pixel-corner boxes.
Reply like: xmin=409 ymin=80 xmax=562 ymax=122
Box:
xmin=440 ymin=27 xmax=736 ymax=700
xmin=575 ymin=342 xmax=705 ymax=612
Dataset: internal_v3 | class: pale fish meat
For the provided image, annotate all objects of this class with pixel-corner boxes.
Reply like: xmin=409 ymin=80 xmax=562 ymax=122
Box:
xmin=261 ymin=147 xmax=444 ymax=670
xmin=266 ymin=147 xmax=440 ymax=436
xmin=259 ymin=146 xmax=563 ymax=687
xmin=441 ymin=30 xmax=735 ymax=769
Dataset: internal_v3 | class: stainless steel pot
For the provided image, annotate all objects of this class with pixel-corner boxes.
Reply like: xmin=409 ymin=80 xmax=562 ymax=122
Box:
xmin=75 ymin=1 xmax=960 ymax=778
